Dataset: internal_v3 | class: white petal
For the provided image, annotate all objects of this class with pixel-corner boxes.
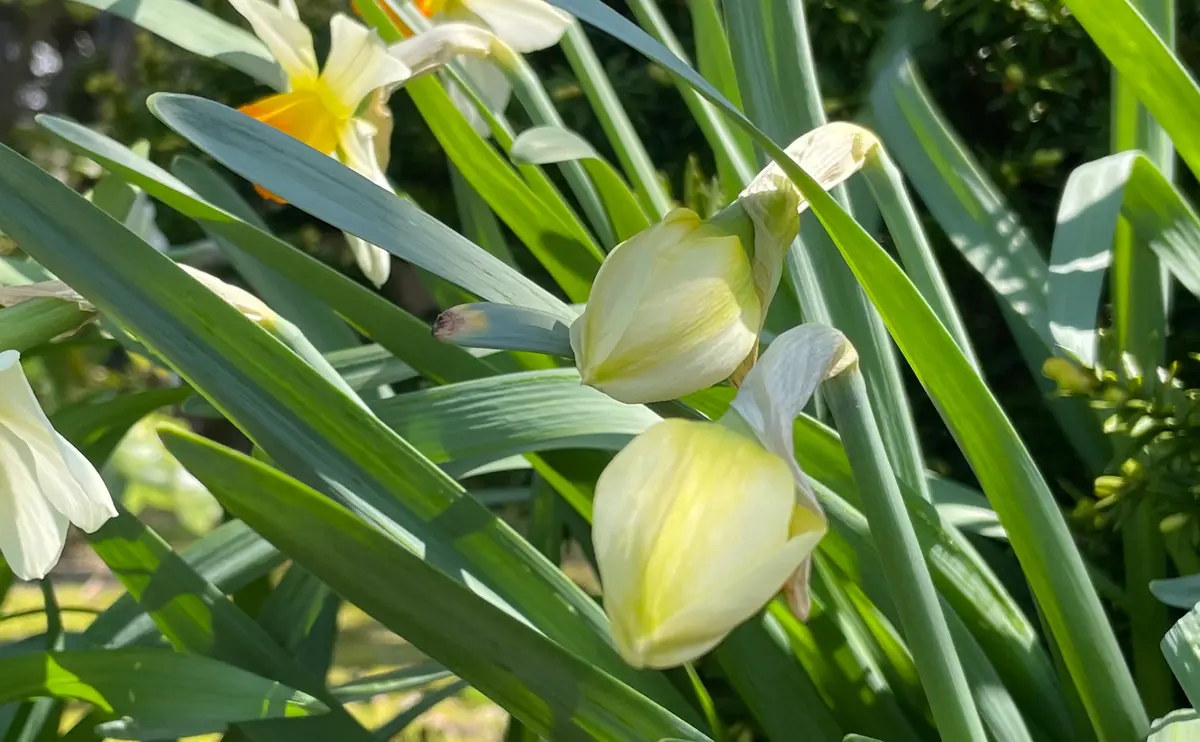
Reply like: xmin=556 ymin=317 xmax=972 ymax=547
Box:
xmin=389 ymin=22 xmax=497 ymax=78
xmin=322 ymin=14 xmax=412 ymax=115
xmin=0 ymin=351 xmax=117 ymax=532
xmin=460 ymin=0 xmax=572 ymax=52
xmin=345 ymin=233 xmax=392 ymax=287
xmin=594 ymin=419 xmax=801 ymax=668
xmin=52 ymin=434 xmax=118 ymax=532
xmin=228 ymin=0 xmax=319 ymax=86
xmin=338 ymin=120 xmax=394 ymax=286
xmin=0 ymin=422 xmax=70 ymax=581
xmin=729 ymin=323 xmax=856 ymax=509
xmin=572 ymin=209 xmax=703 ymax=368
xmin=277 ymin=0 xmax=300 ymax=20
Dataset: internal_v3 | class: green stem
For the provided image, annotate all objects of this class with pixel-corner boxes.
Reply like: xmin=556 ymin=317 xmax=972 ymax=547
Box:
xmin=560 ymin=23 xmax=673 ymax=219
xmin=683 ymin=663 xmax=725 ymax=742
xmin=861 ymin=148 xmax=980 ymax=370
xmin=824 ymin=367 xmax=987 ymax=742
xmin=725 ymin=0 xmax=931 ymax=501
xmin=1110 ymin=0 xmax=1175 ymax=718
xmin=1124 ymin=504 xmax=1174 ymax=717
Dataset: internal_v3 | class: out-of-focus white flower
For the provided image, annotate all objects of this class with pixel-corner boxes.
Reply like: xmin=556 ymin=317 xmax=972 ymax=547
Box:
xmin=393 ymin=0 xmax=570 ymax=135
xmin=592 ymin=324 xmax=856 ymax=668
xmin=569 ymin=207 xmax=761 ymax=405
xmin=0 ymin=350 xmax=117 ymax=580
xmin=418 ymin=0 xmax=571 ymax=53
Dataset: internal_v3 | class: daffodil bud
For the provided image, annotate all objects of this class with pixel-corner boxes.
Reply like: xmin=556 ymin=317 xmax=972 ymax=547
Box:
xmin=571 ymin=123 xmax=877 ymax=405
xmin=593 ymin=324 xmax=856 ymax=668
xmin=569 ymin=207 xmax=761 ymax=405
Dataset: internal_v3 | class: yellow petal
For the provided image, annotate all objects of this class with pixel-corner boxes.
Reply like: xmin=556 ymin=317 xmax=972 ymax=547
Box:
xmin=239 ymin=90 xmax=341 ymax=155
xmin=593 ymin=419 xmax=805 ymax=668
xmin=571 ymin=208 xmax=760 ymax=404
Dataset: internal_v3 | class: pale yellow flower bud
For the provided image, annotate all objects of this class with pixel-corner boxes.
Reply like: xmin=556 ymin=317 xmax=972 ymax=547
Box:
xmin=569 ymin=208 xmax=761 ymax=404
xmin=593 ymin=418 xmax=824 ymax=669
xmin=592 ymin=324 xmax=854 ymax=668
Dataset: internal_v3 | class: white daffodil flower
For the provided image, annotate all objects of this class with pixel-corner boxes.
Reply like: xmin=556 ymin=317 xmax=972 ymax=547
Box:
xmin=569 ymin=122 xmax=878 ymax=404
xmin=0 ymin=350 xmax=117 ymax=580
xmin=592 ymin=324 xmax=856 ymax=669
xmin=231 ymin=0 xmax=411 ymax=287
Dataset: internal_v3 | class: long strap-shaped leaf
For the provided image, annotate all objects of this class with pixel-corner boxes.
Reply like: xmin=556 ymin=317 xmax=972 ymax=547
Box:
xmin=1050 ymin=151 xmax=1200 ymax=362
xmin=0 ymin=648 xmax=322 ymax=729
xmin=1060 ymin=0 xmax=1200 ymax=182
xmin=0 ymin=142 xmax=687 ymax=715
xmin=866 ymin=52 xmax=1109 ymax=473
xmin=161 ymin=429 xmax=711 ymax=742
xmin=541 ymin=1 xmax=1148 ymax=738
xmin=36 ymin=115 xmax=573 ymax=323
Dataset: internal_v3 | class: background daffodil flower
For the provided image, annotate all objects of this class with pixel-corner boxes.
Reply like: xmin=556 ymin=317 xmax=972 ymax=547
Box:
xmin=230 ymin=0 xmax=412 ymax=287
xmin=592 ymin=324 xmax=856 ymax=669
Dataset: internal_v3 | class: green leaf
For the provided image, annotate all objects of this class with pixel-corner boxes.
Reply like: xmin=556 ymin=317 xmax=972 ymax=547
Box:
xmin=687 ymin=0 xmax=754 ymax=165
xmin=0 ymin=299 xmax=93 ymax=352
xmin=82 ymin=510 xmax=374 ymax=741
xmin=84 ymin=519 xmax=283 ymax=649
xmin=0 ymin=139 xmax=689 ymax=718
xmin=399 ymin=77 xmax=602 ymax=302
xmin=1060 ymin=0 xmax=1200 ymax=180
xmin=372 ymin=369 xmax=656 ymax=465
xmin=36 ymin=114 xmax=571 ymax=322
xmin=1163 ymin=605 xmax=1200 ymax=708
xmin=256 ymin=565 xmax=329 ymax=654
xmin=1151 ymin=575 xmax=1200 ymax=610
xmin=330 ymin=664 xmax=452 ymax=704
xmin=542 ymin=3 xmax=1146 ymax=737
xmin=433 ymin=303 xmax=573 ymax=356
xmin=510 ymin=126 xmax=651 ymax=242
xmin=161 ymin=429 xmax=712 ymax=742
xmin=867 ymin=51 xmax=1108 ymax=472
xmin=376 ymin=680 xmax=469 ymax=739
xmin=51 ymin=387 xmax=191 ymax=465
xmin=69 ymin=0 xmax=283 ymax=88
xmin=868 ymin=53 xmax=1049 ymax=346
xmin=168 ymin=156 xmax=357 ymax=353
xmin=0 ymin=649 xmax=323 ymax=729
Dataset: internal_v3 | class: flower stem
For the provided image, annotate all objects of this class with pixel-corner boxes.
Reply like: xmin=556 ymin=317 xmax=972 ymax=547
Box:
xmin=824 ymin=366 xmax=988 ymax=742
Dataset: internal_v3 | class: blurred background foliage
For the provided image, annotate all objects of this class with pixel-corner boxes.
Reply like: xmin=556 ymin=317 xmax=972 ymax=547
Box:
xmin=5 ymin=0 xmax=1200 ymax=644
